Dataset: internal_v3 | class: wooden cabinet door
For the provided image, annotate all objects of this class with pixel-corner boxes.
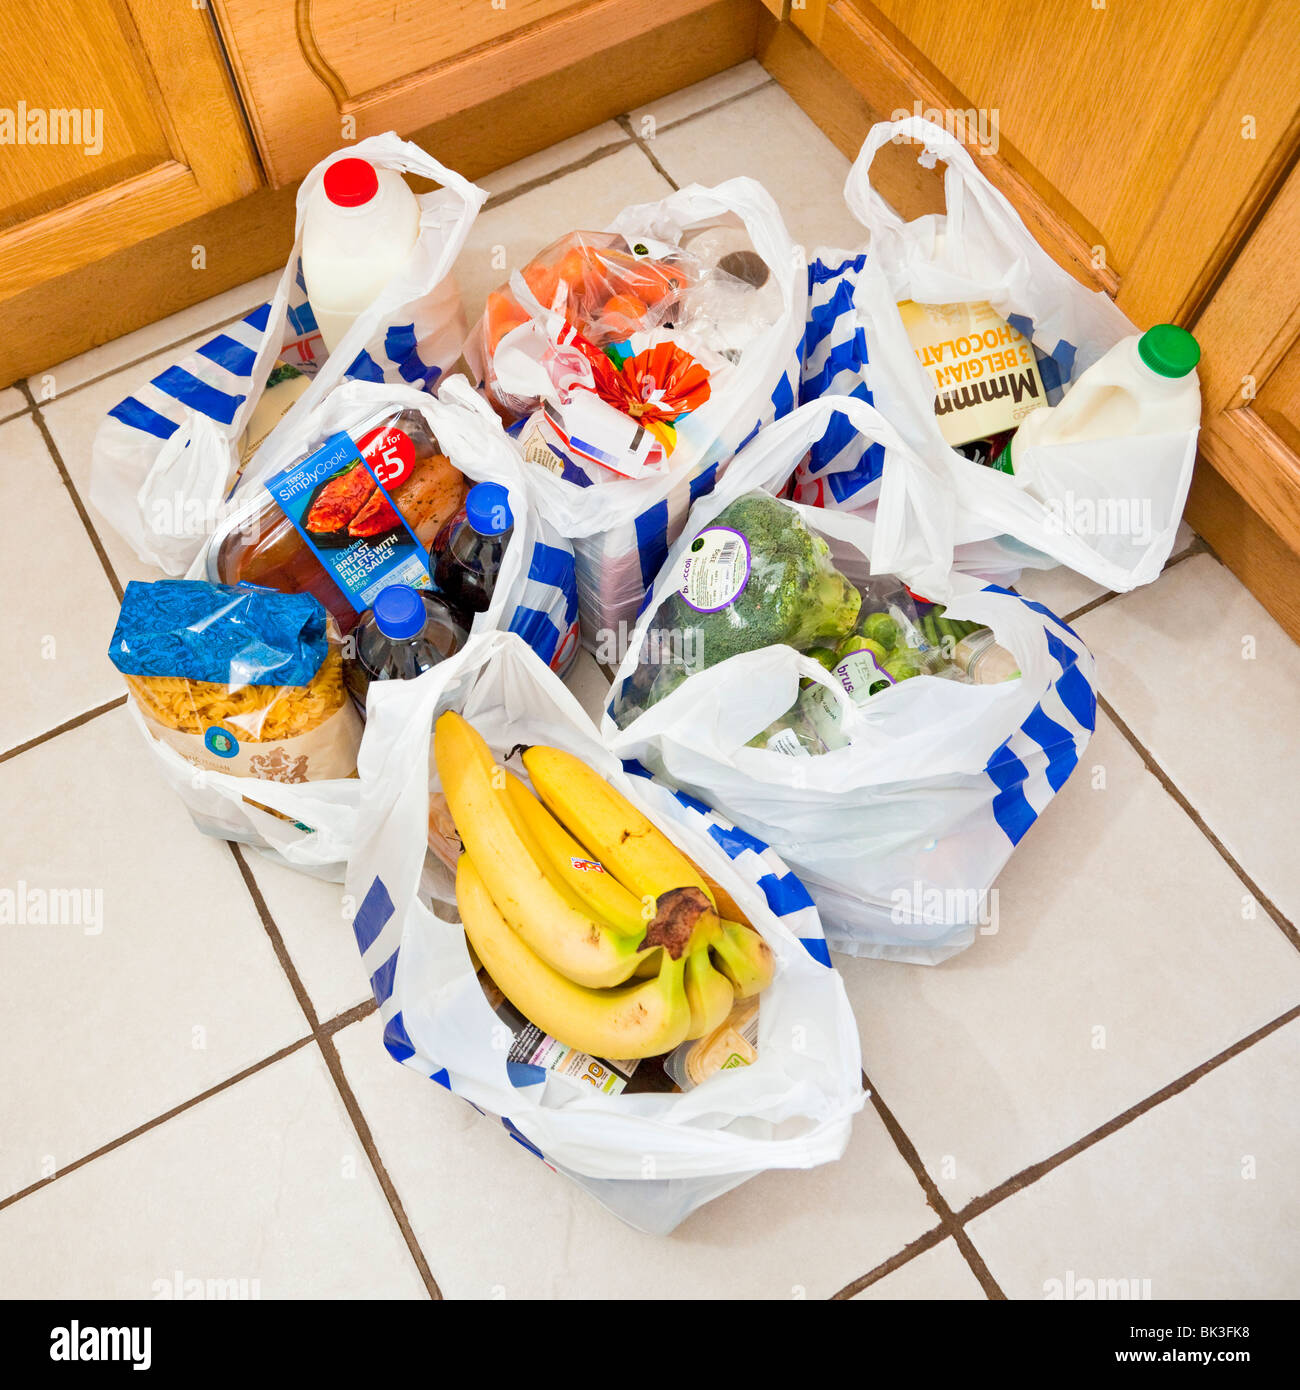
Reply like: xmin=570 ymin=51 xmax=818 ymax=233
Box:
xmin=212 ymin=0 xmax=748 ymax=186
xmin=1186 ymin=159 xmax=1300 ymax=637
xmin=789 ymin=0 xmax=1300 ymax=327
xmin=0 ymin=0 xmax=261 ymax=302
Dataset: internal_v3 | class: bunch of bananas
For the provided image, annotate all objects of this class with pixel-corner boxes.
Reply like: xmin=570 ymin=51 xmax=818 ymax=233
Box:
xmin=435 ymin=711 xmax=775 ymax=1061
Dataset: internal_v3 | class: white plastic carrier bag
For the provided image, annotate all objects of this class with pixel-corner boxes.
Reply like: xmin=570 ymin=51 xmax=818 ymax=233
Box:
xmin=469 ymin=179 xmax=807 ymax=653
xmin=91 ymin=133 xmax=486 ymax=575
xmin=603 ymin=398 xmax=1099 ymax=964
xmin=346 ymin=628 xmax=865 ymax=1234
xmin=796 ymin=117 xmax=1198 ymax=592
xmin=135 ymin=377 xmax=581 ymax=879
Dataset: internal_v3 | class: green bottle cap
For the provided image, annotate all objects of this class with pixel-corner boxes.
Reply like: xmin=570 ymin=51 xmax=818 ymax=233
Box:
xmin=1138 ymin=323 xmax=1200 ymax=378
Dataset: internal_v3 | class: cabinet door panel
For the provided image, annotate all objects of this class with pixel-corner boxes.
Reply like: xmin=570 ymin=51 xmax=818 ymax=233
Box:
xmin=214 ymin=0 xmax=733 ymax=186
xmin=1191 ymin=158 xmax=1300 ymax=556
xmin=0 ymin=0 xmax=261 ymax=299
xmin=792 ymin=0 xmax=1300 ymax=324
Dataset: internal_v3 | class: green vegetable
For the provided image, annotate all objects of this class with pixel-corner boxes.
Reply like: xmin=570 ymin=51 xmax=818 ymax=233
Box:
xmin=664 ymin=493 xmax=861 ymax=672
xmin=838 ymin=634 xmax=888 ymax=663
xmin=860 ymin=610 xmax=900 ymax=650
xmin=883 ymin=652 xmax=922 ymax=681
xmin=805 ymin=646 xmax=840 ymax=671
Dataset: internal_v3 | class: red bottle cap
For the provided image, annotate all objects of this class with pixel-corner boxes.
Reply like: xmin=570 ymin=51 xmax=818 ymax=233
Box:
xmin=323 ymin=158 xmax=379 ymax=208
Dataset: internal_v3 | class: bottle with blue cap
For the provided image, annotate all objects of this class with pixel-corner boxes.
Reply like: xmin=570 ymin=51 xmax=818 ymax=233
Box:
xmin=344 ymin=583 xmax=468 ymax=706
xmin=432 ymin=480 xmax=514 ymax=621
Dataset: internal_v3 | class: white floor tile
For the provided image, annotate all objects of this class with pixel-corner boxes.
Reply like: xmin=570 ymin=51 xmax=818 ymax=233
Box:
xmin=629 ymin=61 xmax=772 ymax=136
xmin=564 ymin=648 xmax=613 ymax=725
xmin=0 ymin=414 xmax=123 ymax=752
xmin=0 ymin=707 xmax=309 ymax=1199
xmin=1014 ymin=562 xmax=1108 ymax=619
xmin=333 ymin=1012 xmax=936 ymax=1299
xmin=0 ymin=386 xmax=27 ymax=422
xmin=479 ymin=122 xmax=630 ymax=197
xmin=647 ymin=84 xmax=867 ymax=254
xmin=851 ymin=1238 xmax=987 ymax=1299
xmin=1075 ymin=553 xmax=1300 ymax=925
xmin=967 ymin=1017 xmax=1300 ymax=1299
xmin=239 ymin=850 xmax=370 ymax=1022
xmin=0 ymin=1044 xmax=427 ymax=1298
xmin=838 ymin=712 xmax=1300 ymax=1210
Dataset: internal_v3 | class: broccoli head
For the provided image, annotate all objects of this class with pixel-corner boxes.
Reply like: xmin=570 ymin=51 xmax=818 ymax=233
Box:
xmin=660 ymin=492 xmax=861 ymax=672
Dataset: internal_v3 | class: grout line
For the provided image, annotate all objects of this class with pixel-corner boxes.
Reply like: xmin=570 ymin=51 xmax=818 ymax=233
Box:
xmin=651 ymin=76 xmax=777 ymax=136
xmin=0 ymin=404 xmax=33 ymax=427
xmin=0 ymin=1034 xmax=316 ymax=1213
xmin=1054 ymin=539 xmax=1207 ymax=626
xmin=1062 ymin=588 xmax=1119 ymax=625
xmin=229 ymin=844 xmax=322 ymax=1031
xmin=0 ymin=695 xmax=126 ymax=766
xmin=848 ymin=1070 xmax=1006 ymax=1299
xmin=830 ymin=1224 xmax=950 ymax=1299
xmin=228 ymin=844 xmax=441 ymax=1298
xmin=21 ymin=380 xmax=125 ymax=603
xmin=313 ymin=1028 xmax=443 ymax=1300
xmin=482 ymin=139 xmax=634 ymax=212
xmin=320 ymin=997 xmax=379 ymax=1036
xmin=615 ymin=115 xmax=680 ymax=192
xmin=953 ymin=1003 xmax=1300 ymax=1227
xmin=1097 ymin=694 xmax=1299 ymax=951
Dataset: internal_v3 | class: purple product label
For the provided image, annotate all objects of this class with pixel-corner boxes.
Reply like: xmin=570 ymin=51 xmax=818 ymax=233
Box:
xmin=677 ymin=526 xmax=751 ymax=614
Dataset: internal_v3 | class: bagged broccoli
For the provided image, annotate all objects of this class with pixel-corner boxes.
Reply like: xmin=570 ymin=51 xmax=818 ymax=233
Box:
xmin=612 ymin=492 xmax=859 ymax=724
xmin=669 ymin=493 xmax=859 ymax=668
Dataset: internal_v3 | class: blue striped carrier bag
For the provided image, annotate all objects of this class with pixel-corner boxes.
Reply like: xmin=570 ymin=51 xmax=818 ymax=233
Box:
xmin=91 ymin=133 xmax=485 ymax=576
xmin=462 ymin=180 xmax=807 ymax=658
xmin=602 ymin=398 xmax=1099 ymax=964
xmin=346 ymin=629 xmax=865 ymax=1233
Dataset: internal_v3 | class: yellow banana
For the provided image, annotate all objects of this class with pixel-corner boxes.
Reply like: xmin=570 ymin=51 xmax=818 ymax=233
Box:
xmin=710 ymin=919 xmax=775 ymax=998
xmin=503 ymin=773 xmax=654 ymax=936
xmin=457 ymin=855 xmax=691 ymax=1060
xmin=684 ymin=942 xmax=737 ymax=1040
xmin=521 ymin=744 xmax=716 ymax=908
xmin=435 ymin=711 xmax=648 ymax=989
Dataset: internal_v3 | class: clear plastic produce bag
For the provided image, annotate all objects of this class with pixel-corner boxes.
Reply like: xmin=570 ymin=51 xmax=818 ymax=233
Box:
xmin=463 ymin=181 xmax=806 ymax=653
xmin=346 ymin=629 xmax=865 ymax=1234
xmin=604 ymin=398 xmax=1099 ymax=963
xmin=797 ymin=118 xmax=1198 ymax=592
xmin=91 ymin=133 xmax=485 ymax=575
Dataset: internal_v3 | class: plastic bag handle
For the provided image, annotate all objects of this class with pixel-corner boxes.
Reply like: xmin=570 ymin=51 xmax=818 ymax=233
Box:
xmin=710 ymin=393 xmax=956 ymax=591
xmin=790 ymin=652 xmax=868 ymax=742
xmin=843 ymin=117 xmax=981 ymax=243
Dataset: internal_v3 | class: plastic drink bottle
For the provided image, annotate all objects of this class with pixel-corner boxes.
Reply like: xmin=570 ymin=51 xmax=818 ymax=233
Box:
xmin=998 ymin=323 xmax=1201 ymax=485
xmin=345 ymin=584 xmax=467 ymax=706
xmin=301 ymin=158 xmax=422 ymax=354
xmin=432 ymin=481 xmax=514 ymax=619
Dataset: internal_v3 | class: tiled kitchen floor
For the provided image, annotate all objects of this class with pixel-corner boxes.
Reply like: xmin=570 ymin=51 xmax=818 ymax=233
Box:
xmin=2 ymin=64 xmax=1297 ymax=1300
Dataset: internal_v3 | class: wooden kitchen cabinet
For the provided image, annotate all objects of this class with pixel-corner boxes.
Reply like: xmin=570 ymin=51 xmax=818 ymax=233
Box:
xmin=1185 ymin=158 xmax=1300 ymax=637
xmin=0 ymin=0 xmax=262 ymax=375
xmin=211 ymin=0 xmax=759 ymax=186
xmin=760 ymin=0 xmax=1300 ymax=636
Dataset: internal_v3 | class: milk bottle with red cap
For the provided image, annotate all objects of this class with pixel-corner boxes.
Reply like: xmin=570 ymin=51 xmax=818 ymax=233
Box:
xmin=301 ymin=157 xmax=422 ymax=355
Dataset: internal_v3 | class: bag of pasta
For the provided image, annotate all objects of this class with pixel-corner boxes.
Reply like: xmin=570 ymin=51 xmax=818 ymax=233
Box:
xmin=108 ymin=579 xmax=363 ymax=876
